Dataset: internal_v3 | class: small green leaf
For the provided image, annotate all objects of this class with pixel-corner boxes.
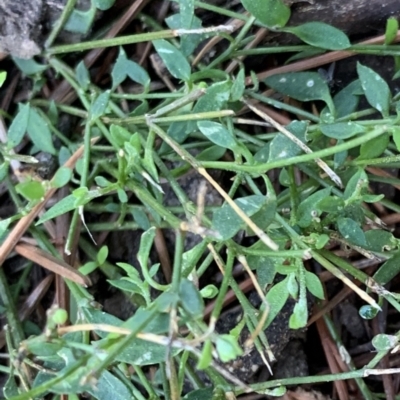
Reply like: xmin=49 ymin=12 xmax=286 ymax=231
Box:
xmin=0 ymin=218 xmax=12 ymax=238
xmin=200 ymin=284 xmax=218 ymax=299
xmin=137 ymin=227 xmax=156 ymax=272
xmin=385 ymin=17 xmax=399 ymax=45
xmin=87 ymin=370 xmax=132 ymax=400
xmin=64 ymin=6 xmax=96 ymax=34
xmin=211 ymin=195 xmax=266 ymax=240
xmin=179 ymin=278 xmax=204 ymax=319
xmin=215 ymin=334 xmax=243 ymax=362
xmin=297 ymin=187 xmax=331 ymax=228
xmin=131 ymin=208 xmax=151 ymax=230
xmin=333 ymin=80 xmax=362 ymax=118
xmin=183 ymin=388 xmax=213 ymax=400
xmin=357 ymin=62 xmax=391 ymax=117
xmin=265 ymin=72 xmax=334 ymax=114
xmin=359 ymin=133 xmax=389 ymax=160
xmin=320 ymin=122 xmax=365 ymax=140
xmin=364 ymin=230 xmax=397 ymax=252
xmin=153 ymin=39 xmax=191 ymax=81
xmin=76 ymin=61 xmax=90 ymax=90
xmin=27 ymin=108 xmax=56 ymax=154
xmin=79 ymin=261 xmax=98 ymax=275
xmin=179 ymin=0 xmax=194 ymax=29
xmin=372 ymin=334 xmax=398 ymax=351
xmin=337 ymin=217 xmax=367 ymax=247
xmin=373 ymin=250 xmax=400 ymax=285
xmin=97 ymin=246 xmax=109 ymax=265
xmin=93 ymin=0 xmax=115 ymax=10
xmin=334 ymin=140 xmax=348 ymax=169
xmin=13 ymin=57 xmax=47 ymax=75
xmin=117 ymin=188 xmax=128 ymax=203
xmin=51 ymin=167 xmax=72 ymax=188
xmin=344 ymin=169 xmax=367 ymax=200
xmin=393 ymin=127 xmax=400 ymax=152
xmin=287 ymin=273 xmax=298 ymax=299
xmin=16 ymin=181 xmax=45 ymax=201
xmin=90 ymin=90 xmax=110 ymax=120
xmin=230 ymin=68 xmax=245 ymax=101
xmin=285 ymin=22 xmax=350 ymax=50
xmin=0 ymin=71 xmax=6 ymax=87
xmin=196 ymin=340 xmax=213 ymax=370
xmin=305 ymin=271 xmax=324 ymax=299
xmin=197 ymin=121 xmax=238 ymax=151
xmin=112 ymin=47 xmax=150 ymax=89
xmin=241 ymin=0 xmax=290 ymax=28
xmin=263 ymin=276 xmax=289 ymax=329
xmin=8 ymin=103 xmax=30 ymax=147
xmin=268 ymin=120 xmax=307 ymax=161
xmin=289 ymin=297 xmax=308 ymax=329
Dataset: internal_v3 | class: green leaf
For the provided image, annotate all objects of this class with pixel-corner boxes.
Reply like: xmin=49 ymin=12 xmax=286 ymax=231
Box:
xmin=97 ymin=245 xmax=108 ymax=265
xmin=334 ymin=140 xmax=348 ymax=169
xmin=51 ymin=167 xmax=72 ymax=188
xmin=385 ymin=17 xmax=399 ymax=45
xmin=373 ymin=250 xmax=400 ymax=285
xmin=183 ymin=388 xmax=213 ymax=400
xmin=230 ymin=68 xmax=245 ymax=101
xmin=359 ymin=305 xmax=379 ymax=320
xmin=0 ymin=71 xmax=6 ymax=87
xmin=333 ymin=80 xmax=362 ymax=118
xmin=153 ymin=39 xmax=191 ymax=81
xmin=357 ymin=62 xmax=391 ymax=117
xmin=131 ymin=208 xmax=151 ymax=230
xmin=305 ymin=271 xmax=324 ymax=299
xmin=263 ymin=276 xmax=290 ymax=329
xmin=344 ymin=168 xmax=367 ymax=200
xmin=296 ymin=187 xmax=331 ymax=228
xmin=76 ymin=61 xmax=90 ymax=90
xmin=8 ymin=103 xmax=30 ymax=147
xmin=359 ymin=133 xmax=389 ymax=160
xmin=165 ymin=13 xmax=203 ymax=57
xmin=64 ymin=6 xmax=96 ymax=34
xmin=93 ymin=0 xmax=115 ymax=10
xmin=268 ymin=120 xmax=307 ymax=161
xmin=241 ymin=0 xmax=290 ymax=28
xmin=27 ymin=108 xmax=56 ymax=154
xmin=179 ymin=278 xmax=205 ymax=319
xmin=285 ymin=22 xmax=350 ymax=50
xmin=289 ymin=297 xmax=308 ymax=329
xmin=179 ymin=0 xmax=194 ymax=29
xmin=211 ymin=195 xmax=266 ymax=240
xmin=320 ymin=122 xmax=365 ymax=140
xmin=200 ymin=284 xmax=218 ymax=298
xmin=196 ymin=340 xmax=213 ymax=370
xmin=265 ymin=72 xmax=334 ymax=114
xmin=393 ymin=127 xmax=400 ymax=152
xmin=215 ymin=334 xmax=243 ymax=362
xmin=16 ymin=181 xmax=45 ymax=201
xmin=13 ymin=57 xmax=47 ymax=75
xmin=337 ymin=217 xmax=366 ymax=247
xmin=87 ymin=370 xmax=131 ymax=400
xmin=112 ymin=47 xmax=150 ymax=89
xmin=287 ymin=273 xmax=298 ymax=299
xmin=372 ymin=334 xmax=398 ymax=351
xmin=0 ymin=218 xmax=11 ymax=239
xmin=364 ymin=230 xmax=398 ymax=252
xmin=90 ymin=90 xmax=110 ymax=120
xmin=197 ymin=121 xmax=238 ymax=151
xmin=137 ymin=227 xmax=156 ymax=272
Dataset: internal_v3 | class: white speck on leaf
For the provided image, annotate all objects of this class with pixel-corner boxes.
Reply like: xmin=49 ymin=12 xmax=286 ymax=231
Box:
xmin=279 ymin=77 xmax=287 ymax=83
xmin=306 ymin=80 xmax=314 ymax=87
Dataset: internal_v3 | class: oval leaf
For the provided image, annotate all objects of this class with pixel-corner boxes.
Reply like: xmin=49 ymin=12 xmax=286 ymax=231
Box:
xmin=357 ymin=62 xmax=391 ymax=117
xmin=286 ymin=22 xmax=350 ymax=50
xmin=197 ymin=120 xmax=237 ymax=150
xmin=337 ymin=217 xmax=366 ymax=247
xmin=320 ymin=122 xmax=365 ymax=140
xmin=265 ymin=72 xmax=334 ymax=113
xmin=241 ymin=0 xmax=290 ymax=28
xmin=27 ymin=108 xmax=56 ymax=154
xmin=153 ymin=39 xmax=191 ymax=81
